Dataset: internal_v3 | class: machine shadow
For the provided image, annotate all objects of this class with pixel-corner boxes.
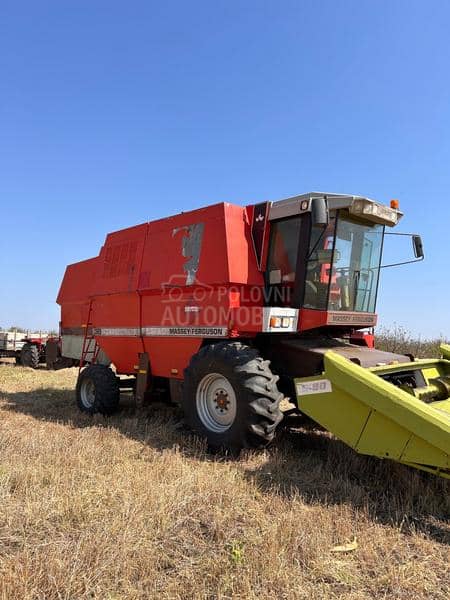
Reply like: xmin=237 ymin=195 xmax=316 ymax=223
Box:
xmin=2 ymin=386 xmax=449 ymax=544
xmin=0 ymin=387 xmax=196 ymax=454
xmin=244 ymin=426 xmax=450 ymax=545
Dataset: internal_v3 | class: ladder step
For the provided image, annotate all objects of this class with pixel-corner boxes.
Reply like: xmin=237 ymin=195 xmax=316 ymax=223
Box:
xmin=79 ymin=301 xmax=100 ymax=373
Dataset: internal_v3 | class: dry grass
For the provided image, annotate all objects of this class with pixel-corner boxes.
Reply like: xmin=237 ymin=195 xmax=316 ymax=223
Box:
xmin=0 ymin=363 xmax=449 ymax=599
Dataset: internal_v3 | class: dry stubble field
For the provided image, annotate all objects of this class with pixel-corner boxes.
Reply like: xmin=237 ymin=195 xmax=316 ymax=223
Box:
xmin=0 ymin=362 xmax=448 ymax=600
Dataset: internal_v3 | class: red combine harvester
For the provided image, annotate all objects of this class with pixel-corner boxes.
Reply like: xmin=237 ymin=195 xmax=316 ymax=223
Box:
xmin=57 ymin=192 xmax=450 ymax=477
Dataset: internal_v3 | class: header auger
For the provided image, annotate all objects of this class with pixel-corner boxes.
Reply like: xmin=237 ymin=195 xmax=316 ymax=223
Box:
xmin=57 ymin=192 xmax=449 ymax=477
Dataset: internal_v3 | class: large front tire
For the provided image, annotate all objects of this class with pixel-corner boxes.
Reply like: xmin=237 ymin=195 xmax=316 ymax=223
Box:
xmin=76 ymin=365 xmax=120 ymax=415
xmin=182 ymin=342 xmax=283 ymax=453
xmin=20 ymin=343 xmax=40 ymax=369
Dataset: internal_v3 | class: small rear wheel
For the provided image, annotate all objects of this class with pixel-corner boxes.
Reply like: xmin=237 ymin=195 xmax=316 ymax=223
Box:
xmin=183 ymin=342 xmax=284 ymax=453
xmin=20 ymin=343 xmax=40 ymax=369
xmin=76 ymin=364 xmax=120 ymax=415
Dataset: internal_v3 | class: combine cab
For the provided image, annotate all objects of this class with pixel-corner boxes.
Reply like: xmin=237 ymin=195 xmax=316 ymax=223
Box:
xmin=57 ymin=192 xmax=450 ymax=478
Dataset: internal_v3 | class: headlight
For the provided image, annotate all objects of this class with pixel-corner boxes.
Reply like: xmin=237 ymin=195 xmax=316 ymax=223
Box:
xmin=270 ymin=316 xmax=295 ymax=329
xmin=264 ymin=307 xmax=299 ymax=332
xmin=350 ymin=199 xmax=403 ymax=226
xmin=281 ymin=317 xmax=292 ymax=328
xmin=270 ymin=316 xmax=282 ymax=328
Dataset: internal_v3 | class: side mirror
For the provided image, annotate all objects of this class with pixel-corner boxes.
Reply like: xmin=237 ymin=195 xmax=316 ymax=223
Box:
xmin=412 ymin=235 xmax=424 ymax=259
xmin=381 ymin=232 xmax=425 ymax=269
xmin=311 ymin=197 xmax=328 ymax=228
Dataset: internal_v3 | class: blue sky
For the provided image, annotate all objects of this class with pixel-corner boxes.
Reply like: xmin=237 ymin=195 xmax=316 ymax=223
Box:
xmin=1 ymin=1 xmax=449 ymax=337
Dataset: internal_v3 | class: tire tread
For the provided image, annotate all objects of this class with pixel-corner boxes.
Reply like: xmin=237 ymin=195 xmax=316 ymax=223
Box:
xmin=76 ymin=364 xmax=120 ymax=415
xmin=183 ymin=341 xmax=283 ymax=450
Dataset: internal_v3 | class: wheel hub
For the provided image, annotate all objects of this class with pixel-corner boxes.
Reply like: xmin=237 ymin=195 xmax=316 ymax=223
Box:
xmin=215 ymin=390 xmax=230 ymax=411
xmin=80 ymin=378 xmax=96 ymax=409
xmin=196 ymin=373 xmax=237 ymax=433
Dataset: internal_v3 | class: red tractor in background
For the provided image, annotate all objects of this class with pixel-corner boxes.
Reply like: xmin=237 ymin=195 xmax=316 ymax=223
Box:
xmin=0 ymin=330 xmax=54 ymax=368
xmin=20 ymin=334 xmax=48 ymax=368
xmin=55 ymin=192 xmax=450 ymax=478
